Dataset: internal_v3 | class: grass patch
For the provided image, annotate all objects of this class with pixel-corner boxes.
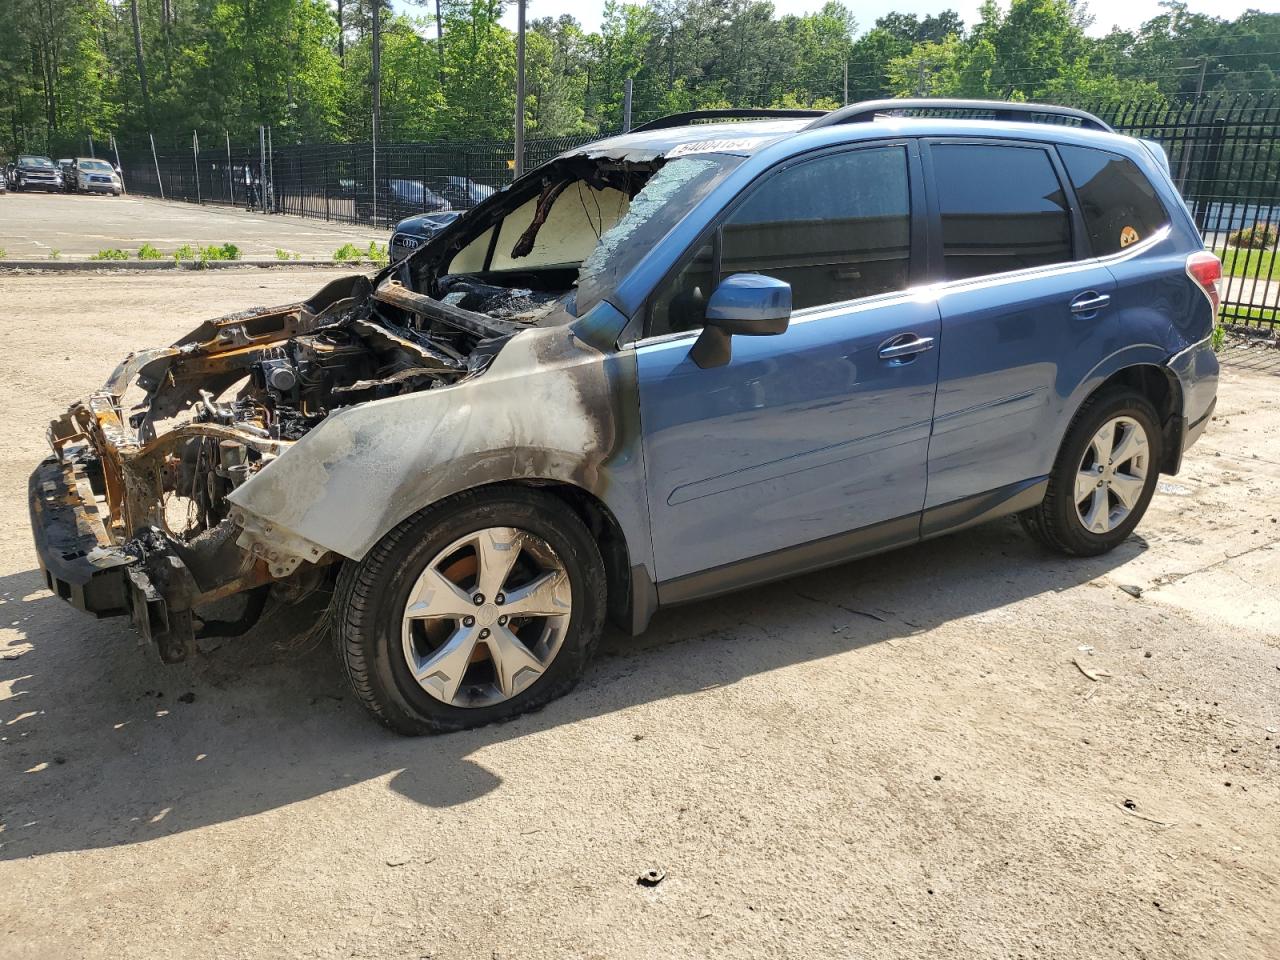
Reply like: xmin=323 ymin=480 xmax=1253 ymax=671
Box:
xmin=275 ymin=248 xmax=301 ymax=261
xmin=1222 ymin=304 xmax=1279 ymax=327
xmin=333 ymin=241 xmax=389 ymax=266
xmin=199 ymin=242 xmax=241 ymax=263
xmin=1217 ymin=246 xmax=1280 ymax=282
xmin=173 ymin=244 xmax=197 ymax=262
xmin=137 ymin=243 xmax=164 ymax=261
xmin=48 ymin=249 xmax=60 ymax=260
xmin=0 ymin=248 xmax=6 ymax=260
xmin=91 ymin=248 xmax=129 ymax=261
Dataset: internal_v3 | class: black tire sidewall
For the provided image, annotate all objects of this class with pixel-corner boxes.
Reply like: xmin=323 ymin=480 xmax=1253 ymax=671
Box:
xmin=344 ymin=489 xmax=604 ymax=734
xmin=1047 ymin=389 xmax=1163 ymax=555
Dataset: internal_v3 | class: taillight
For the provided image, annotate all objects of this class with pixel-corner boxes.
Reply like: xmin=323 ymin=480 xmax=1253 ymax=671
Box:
xmin=1186 ymin=251 xmax=1222 ymax=316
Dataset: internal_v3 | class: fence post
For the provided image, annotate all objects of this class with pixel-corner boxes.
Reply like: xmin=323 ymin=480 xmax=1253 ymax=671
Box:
xmin=110 ymin=134 xmax=126 ymax=194
xmin=226 ymin=131 xmax=234 ymax=205
xmin=267 ymin=125 xmax=275 ymax=213
xmin=258 ymin=125 xmax=267 ymax=213
xmin=622 ymin=78 xmax=633 ymax=133
xmin=192 ymin=130 xmax=202 ymax=204
xmin=150 ymin=132 xmax=164 ymax=200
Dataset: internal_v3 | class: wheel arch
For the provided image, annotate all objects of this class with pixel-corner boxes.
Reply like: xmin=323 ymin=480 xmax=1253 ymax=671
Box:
xmin=1064 ymin=362 xmax=1183 ymax=474
xmin=408 ymin=477 xmax=651 ymax=636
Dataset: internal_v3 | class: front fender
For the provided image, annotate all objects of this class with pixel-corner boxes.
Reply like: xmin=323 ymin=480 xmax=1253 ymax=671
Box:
xmin=226 ymin=322 xmax=651 ymax=574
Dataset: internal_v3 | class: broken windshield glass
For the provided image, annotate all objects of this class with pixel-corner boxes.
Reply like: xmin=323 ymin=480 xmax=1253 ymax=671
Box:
xmin=576 ymin=154 xmax=744 ymax=314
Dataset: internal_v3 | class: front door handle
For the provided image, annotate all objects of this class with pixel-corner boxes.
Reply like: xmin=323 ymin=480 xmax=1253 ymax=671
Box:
xmin=878 ymin=333 xmax=936 ymax=362
xmin=1070 ymin=291 xmax=1112 ymax=315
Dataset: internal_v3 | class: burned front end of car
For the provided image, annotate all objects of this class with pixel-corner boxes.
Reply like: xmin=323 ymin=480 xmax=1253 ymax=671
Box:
xmin=28 ymin=272 xmax=538 ymax=663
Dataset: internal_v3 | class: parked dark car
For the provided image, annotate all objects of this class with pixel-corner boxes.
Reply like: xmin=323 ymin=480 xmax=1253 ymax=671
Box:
xmin=390 ymin=210 xmax=462 ymax=261
xmin=353 ymin=178 xmax=451 ymax=225
xmin=428 ymin=176 xmax=497 ymax=210
xmin=12 ymin=155 xmax=62 ymax=192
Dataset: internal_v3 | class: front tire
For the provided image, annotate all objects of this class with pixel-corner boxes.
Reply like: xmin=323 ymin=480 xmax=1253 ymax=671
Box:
xmin=334 ymin=486 xmax=606 ymax=735
xmin=1020 ymin=387 xmax=1162 ymax=556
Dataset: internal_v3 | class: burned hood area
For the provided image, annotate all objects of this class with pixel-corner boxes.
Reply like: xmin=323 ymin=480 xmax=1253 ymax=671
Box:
xmin=31 ymin=153 xmax=669 ymax=663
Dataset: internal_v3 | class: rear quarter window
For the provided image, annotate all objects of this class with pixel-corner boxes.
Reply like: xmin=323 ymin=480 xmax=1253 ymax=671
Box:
xmin=1058 ymin=145 xmax=1169 ymax=257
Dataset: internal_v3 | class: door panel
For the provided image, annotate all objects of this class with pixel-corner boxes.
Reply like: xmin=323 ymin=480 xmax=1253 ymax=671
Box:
xmin=926 ymin=265 xmax=1117 ymax=508
xmin=638 ymin=296 xmax=940 ymax=583
xmin=923 ymin=139 xmax=1117 ymax=509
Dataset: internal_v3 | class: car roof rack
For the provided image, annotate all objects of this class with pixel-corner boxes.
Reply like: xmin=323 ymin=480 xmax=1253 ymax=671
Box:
xmin=806 ymin=99 xmax=1114 ymax=133
xmin=629 ymin=108 xmax=827 ymax=133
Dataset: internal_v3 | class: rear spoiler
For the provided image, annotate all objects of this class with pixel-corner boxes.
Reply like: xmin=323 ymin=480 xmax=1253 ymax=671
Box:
xmin=1139 ymin=138 xmax=1172 ymax=176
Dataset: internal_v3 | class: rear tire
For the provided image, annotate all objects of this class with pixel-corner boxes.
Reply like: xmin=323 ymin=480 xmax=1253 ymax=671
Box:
xmin=334 ymin=486 xmax=606 ymax=735
xmin=1019 ymin=387 xmax=1162 ymax=556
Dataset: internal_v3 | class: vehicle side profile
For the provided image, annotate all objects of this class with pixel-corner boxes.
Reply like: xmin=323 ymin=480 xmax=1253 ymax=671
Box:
xmin=30 ymin=100 xmax=1219 ymax=734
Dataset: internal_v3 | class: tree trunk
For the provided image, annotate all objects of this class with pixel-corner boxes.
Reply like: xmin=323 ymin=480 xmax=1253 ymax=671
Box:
xmin=130 ymin=0 xmax=153 ymax=127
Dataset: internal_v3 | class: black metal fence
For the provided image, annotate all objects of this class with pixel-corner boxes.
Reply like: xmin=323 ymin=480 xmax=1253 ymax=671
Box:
xmin=117 ymin=96 xmax=1279 ymax=327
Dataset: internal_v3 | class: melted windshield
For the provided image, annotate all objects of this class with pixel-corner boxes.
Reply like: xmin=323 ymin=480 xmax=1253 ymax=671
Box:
xmin=577 ymin=154 xmax=743 ymax=313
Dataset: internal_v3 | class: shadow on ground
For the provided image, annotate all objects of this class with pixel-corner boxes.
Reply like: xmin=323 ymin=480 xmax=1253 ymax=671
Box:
xmin=0 ymin=518 xmax=1141 ymax=859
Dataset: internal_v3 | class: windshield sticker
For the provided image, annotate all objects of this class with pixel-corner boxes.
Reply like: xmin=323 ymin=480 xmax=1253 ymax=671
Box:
xmin=666 ymin=138 xmax=761 ymax=158
xmin=1120 ymin=226 xmax=1140 ymax=247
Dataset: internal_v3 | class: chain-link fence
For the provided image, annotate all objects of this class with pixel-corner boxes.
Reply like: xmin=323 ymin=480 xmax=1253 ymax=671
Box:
xmin=114 ymin=96 xmax=1279 ymax=327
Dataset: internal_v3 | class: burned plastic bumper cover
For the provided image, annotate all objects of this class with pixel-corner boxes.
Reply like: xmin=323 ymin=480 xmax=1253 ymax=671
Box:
xmin=29 ymin=455 xmax=132 ymax=618
xmin=28 ymin=455 xmax=242 ymax=662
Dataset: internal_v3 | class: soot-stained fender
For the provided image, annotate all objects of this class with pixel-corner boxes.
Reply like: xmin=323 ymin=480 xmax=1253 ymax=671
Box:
xmin=226 ymin=305 xmax=653 ymax=583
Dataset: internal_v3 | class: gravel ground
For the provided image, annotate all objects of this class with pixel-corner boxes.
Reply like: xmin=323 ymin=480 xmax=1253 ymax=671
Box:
xmin=1 ymin=271 xmax=1278 ymax=960
xmin=0 ymin=193 xmax=384 ymax=260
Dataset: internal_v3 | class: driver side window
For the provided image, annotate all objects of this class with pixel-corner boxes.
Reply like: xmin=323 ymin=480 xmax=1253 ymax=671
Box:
xmin=648 ymin=146 xmax=912 ymax=337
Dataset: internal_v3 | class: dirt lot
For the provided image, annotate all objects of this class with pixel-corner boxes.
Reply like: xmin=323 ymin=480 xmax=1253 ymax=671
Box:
xmin=0 ymin=193 xmax=382 ymax=260
xmin=1 ymin=271 xmax=1278 ymax=960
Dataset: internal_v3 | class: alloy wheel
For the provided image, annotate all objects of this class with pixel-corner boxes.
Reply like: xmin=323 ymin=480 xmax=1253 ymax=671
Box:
xmin=401 ymin=526 xmax=572 ymax=708
xmin=1074 ymin=415 xmax=1149 ymax=534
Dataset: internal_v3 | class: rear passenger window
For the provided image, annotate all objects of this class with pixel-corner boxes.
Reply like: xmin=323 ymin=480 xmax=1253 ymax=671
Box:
xmin=1059 ymin=145 xmax=1169 ymax=257
xmin=719 ymin=146 xmax=911 ymax=311
xmin=932 ymin=144 xmax=1072 ymax=280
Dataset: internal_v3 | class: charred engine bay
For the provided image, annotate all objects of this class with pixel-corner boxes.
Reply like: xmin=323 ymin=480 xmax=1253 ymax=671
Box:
xmin=145 ymin=275 xmax=569 ymax=540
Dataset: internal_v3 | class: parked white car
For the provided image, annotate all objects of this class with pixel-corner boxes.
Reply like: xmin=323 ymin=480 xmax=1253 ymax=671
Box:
xmin=74 ymin=158 xmax=122 ymax=196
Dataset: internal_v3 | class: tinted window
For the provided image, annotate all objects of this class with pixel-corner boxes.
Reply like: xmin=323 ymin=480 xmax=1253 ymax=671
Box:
xmin=719 ymin=146 xmax=911 ymax=311
xmin=1059 ymin=145 xmax=1169 ymax=257
xmin=932 ymin=144 xmax=1071 ymax=280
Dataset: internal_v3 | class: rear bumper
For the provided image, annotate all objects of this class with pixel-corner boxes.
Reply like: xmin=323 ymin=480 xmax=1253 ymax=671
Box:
xmin=1165 ymin=335 xmax=1219 ymax=472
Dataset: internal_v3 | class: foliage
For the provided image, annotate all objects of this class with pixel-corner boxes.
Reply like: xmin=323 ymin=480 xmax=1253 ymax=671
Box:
xmin=332 ymin=241 xmax=388 ymax=264
xmin=137 ymin=242 xmax=164 ymax=260
xmin=199 ymin=242 xmax=241 ymax=262
xmin=275 ymin=248 xmax=302 ymax=260
xmin=0 ymin=0 xmax=1276 ymax=156
xmin=91 ymin=247 xmax=130 ymax=260
xmin=1226 ymin=223 xmax=1279 ymax=250
xmin=172 ymin=244 xmax=197 ymax=261
xmin=0 ymin=248 xmax=6 ymax=260
xmin=48 ymin=249 xmax=61 ymax=260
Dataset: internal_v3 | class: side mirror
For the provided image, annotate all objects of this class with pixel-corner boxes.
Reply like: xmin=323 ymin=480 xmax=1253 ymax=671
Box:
xmin=690 ymin=273 xmax=792 ymax=369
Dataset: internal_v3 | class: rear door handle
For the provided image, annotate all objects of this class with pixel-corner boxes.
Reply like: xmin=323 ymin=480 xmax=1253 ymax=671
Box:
xmin=878 ymin=333 xmax=936 ymax=361
xmin=1070 ymin=291 xmax=1112 ymax=314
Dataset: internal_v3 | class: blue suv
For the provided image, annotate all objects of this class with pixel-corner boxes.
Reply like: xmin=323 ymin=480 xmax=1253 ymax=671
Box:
xmin=30 ymin=100 xmax=1220 ymax=733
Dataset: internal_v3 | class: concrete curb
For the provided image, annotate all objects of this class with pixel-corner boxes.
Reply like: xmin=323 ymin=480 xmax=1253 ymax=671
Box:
xmin=0 ymin=259 xmax=368 ymax=272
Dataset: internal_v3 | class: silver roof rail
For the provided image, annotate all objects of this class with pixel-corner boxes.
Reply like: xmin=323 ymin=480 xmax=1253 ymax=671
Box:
xmin=806 ymin=99 xmax=1113 ymax=134
xmin=630 ymin=108 xmax=826 ymax=133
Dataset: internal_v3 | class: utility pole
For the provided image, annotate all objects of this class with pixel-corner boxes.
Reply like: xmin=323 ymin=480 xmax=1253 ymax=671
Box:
xmin=514 ymin=0 xmax=527 ymax=179
xmin=622 ymin=77 xmax=633 ymax=133
xmin=88 ymin=133 xmax=96 ymax=158
xmin=916 ymin=60 xmax=928 ymax=96
xmin=435 ymin=0 xmax=444 ymax=85
xmin=371 ymin=0 xmax=381 ymax=224
xmin=843 ymin=61 xmax=848 ymax=104
xmin=1194 ymin=56 xmax=1208 ymax=99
